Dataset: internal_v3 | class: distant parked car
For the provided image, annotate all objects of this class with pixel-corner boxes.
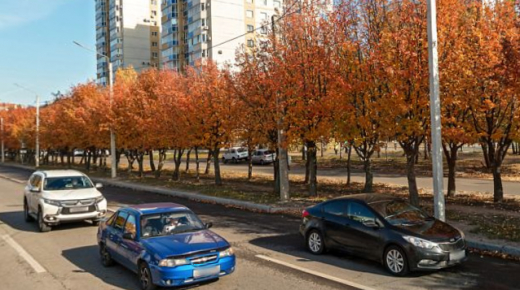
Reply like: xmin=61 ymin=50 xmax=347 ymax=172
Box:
xmin=222 ymin=147 xmax=248 ymax=163
xmin=23 ymin=170 xmax=107 ymax=232
xmin=97 ymin=203 xmax=235 ymax=289
xmin=252 ymin=149 xmax=276 ymax=165
xmin=300 ymin=194 xmax=467 ymax=276
xmin=73 ymin=149 xmax=84 ymax=156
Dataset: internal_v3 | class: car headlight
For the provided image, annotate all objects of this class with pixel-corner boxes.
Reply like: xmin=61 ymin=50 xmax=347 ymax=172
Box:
xmin=219 ymin=247 xmax=234 ymax=258
xmin=158 ymin=258 xmax=190 ymax=267
xmin=43 ymin=199 xmax=61 ymax=206
xmin=403 ymin=236 xmax=440 ymax=250
xmin=95 ymin=196 xmax=105 ymax=203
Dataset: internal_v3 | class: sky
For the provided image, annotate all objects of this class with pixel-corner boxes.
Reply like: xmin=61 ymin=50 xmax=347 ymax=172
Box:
xmin=0 ymin=0 xmax=96 ymax=106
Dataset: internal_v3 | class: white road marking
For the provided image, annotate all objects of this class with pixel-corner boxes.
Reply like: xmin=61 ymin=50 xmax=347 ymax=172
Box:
xmin=2 ymin=235 xmax=46 ymax=273
xmin=255 ymin=254 xmax=377 ymax=290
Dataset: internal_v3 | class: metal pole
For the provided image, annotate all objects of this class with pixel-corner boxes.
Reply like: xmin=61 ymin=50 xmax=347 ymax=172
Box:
xmin=108 ymin=60 xmax=117 ymax=178
xmin=427 ymin=0 xmax=445 ymax=220
xmin=272 ymin=15 xmax=290 ymax=201
xmin=1 ymin=117 xmax=4 ymax=163
xmin=35 ymin=95 xmax=40 ymax=168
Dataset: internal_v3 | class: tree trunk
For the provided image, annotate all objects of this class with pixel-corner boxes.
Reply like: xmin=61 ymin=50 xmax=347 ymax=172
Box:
xmin=205 ymin=150 xmax=212 ymax=175
xmin=320 ymin=141 xmax=324 ymax=157
xmin=247 ymin=148 xmax=253 ymax=180
xmin=363 ymin=158 xmax=373 ymax=193
xmin=67 ymin=151 xmax=71 ymax=169
xmin=172 ymin=149 xmax=184 ymax=181
xmin=155 ymin=149 xmax=166 ymax=178
xmin=149 ymin=150 xmax=156 ymax=172
xmin=307 ymin=141 xmax=318 ymax=197
xmin=86 ymin=151 xmax=91 ymax=172
xmin=212 ymin=145 xmax=222 ymax=185
xmin=443 ymin=144 xmax=459 ymax=198
xmin=406 ymin=153 xmax=419 ymax=206
xmin=481 ymin=143 xmax=490 ymax=169
xmin=305 ymin=150 xmax=310 ymax=184
xmin=195 ymin=147 xmax=200 ymax=182
xmin=492 ymin=166 xmax=504 ymax=203
xmin=137 ymin=152 xmax=144 ymax=178
xmin=185 ymin=148 xmax=192 ymax=173
xmin=274 ymin=152 xmax=280 ymax=193
xmin=346 ymin=144 xmax=352 ymax=186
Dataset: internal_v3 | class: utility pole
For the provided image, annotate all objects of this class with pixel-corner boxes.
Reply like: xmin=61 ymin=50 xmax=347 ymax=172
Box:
xmin=36 ymin=95 xmax=40 ymax=168
xmin=73 ymin=41 xmax=117 ymax=178
xmin=272 ymin=14 xmax=290 ymax=201
xmin=1 ymin=117 xmax=4 ymax=163
xmin=427 ymin=0 xmax=445 ymax=220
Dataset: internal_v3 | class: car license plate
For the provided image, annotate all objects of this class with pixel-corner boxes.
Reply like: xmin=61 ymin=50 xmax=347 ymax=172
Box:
xmin=450 ymin=250 xmax=466 ymax=261
xmin=193 ymin=265 xmax=220 ymax=279
xmin=69 ymin=206 xmax=89 ymax=213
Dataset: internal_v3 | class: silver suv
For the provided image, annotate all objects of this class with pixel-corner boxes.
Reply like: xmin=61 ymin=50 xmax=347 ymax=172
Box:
xmin=23 ymin=170 xmax=108 ymax=232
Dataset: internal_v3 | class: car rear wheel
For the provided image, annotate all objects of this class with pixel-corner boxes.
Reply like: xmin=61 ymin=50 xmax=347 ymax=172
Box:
xmin=37 ymin=208 xmax=51 ymax=232
xmin=223 ymin=157 xmax=228 ymax=164
xmin=307 ymin=230 xmax=325 ymax=254
xmin=24 ymin=199 xmax=34 ymax=222
xmin=139 ymin=262 xmax=157 ymax=290
xmin=232 ymin=157 xmax=237 ymax=164
xmin=260 ymin=160 xmax=264 ymax=165
xmin=384 ymin=246 xmax=409 ymax=276
xmin=100 ymin=244 xmax=114 ymax=267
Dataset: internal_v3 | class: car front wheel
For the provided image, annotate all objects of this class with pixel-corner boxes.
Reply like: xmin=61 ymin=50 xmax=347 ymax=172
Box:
xmin=24 ymin=199 xmax=34 ymax=222
xmin=139 ymin=262 xmax=157 ymax=290
xmin=307 ymin=230 xmax=325 ymax=254
xmin=37 ymin=208 xmax=51 ymax=232
xmin=384 ymin=246 xmax=409 ymax=276
xmin=100 ymin=244 xmax=114 ymax=267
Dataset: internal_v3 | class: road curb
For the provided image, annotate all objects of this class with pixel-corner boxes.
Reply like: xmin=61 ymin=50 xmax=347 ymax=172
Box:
xmin=1 ymin=162 xmax=519 ymax=259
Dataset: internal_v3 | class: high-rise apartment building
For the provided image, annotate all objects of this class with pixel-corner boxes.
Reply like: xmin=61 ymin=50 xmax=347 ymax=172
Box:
xmin=161 ymin=0 xmax=332 ymax=71
xmin=95 ymin=0 xmax=162 ymax=85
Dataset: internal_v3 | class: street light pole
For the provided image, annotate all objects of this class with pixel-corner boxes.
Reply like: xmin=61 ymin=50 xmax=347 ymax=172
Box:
xmin=1 ymin=117 xmax=4 ymax=163
xmin=14 ymin=83 xmax=40 ymax=168
xmin=272 ymin=14 xmax=290 ymax=201
xmin=73 ymin=41 xmax=117 ymax=178
xmin=427 ymin=0 xmax=445 ymax=220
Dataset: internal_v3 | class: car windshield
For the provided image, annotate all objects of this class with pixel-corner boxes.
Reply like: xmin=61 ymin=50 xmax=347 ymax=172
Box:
xmin=237 ymin=148 xmax=246 ymax=153
xmin=140 ymin=211 xmax=205 ymax=238
xmin=43 ymin=176 xmax=94 ymax=190
xmin=371 ymin=200 xmax=430 ymax=226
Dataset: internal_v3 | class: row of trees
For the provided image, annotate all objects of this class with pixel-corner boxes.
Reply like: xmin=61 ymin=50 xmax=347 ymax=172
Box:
xmin=1 ymin=0 xmax=519 ymax=204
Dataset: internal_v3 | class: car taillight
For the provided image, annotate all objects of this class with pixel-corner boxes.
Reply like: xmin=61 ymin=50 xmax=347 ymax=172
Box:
xmin=302 ymin=209 xmax=310 ymax=218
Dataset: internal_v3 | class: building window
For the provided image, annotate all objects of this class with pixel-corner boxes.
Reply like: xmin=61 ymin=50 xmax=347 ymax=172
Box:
xmin=246 ymin=10 xmax=253 ymax=18
xmin=260 ymin=25 xmax=267 ymax=34
xmin=152 ymin=52 xmax=158 ymax=58
xmin=151 ymin=31 xmax=158 ymax=36
xmin=246 ymin=0 xmax=253 ymax=3
xmin=151 ymin=0 xmax=156 ymax=4
xmin=274 ymin=0 xmax=281 ymax=8
xmin=151 ymin=10 xmax=157 ymax=16
xmin=152 ymin=42 xmax=158 ymax=46
xmin=247 ymin=39 xmax=254 ymax=47
xmin=247 ymin=25 xmax=254 ymax=32
xmin=263 ymin=0 xmax=267 ymax=5
xmin=260 ymin=12 xmax=268 ymax=20
xmin=201 ymin=3 xmax=205 ymax=10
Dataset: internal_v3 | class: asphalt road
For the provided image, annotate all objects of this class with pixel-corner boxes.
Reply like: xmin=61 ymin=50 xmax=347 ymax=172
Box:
xmin=1 ymin=165 xmax=520 ymax=290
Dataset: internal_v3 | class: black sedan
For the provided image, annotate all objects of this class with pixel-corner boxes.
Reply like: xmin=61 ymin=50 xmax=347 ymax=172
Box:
xmin=299 ymin=194 xmax=467 ymax=276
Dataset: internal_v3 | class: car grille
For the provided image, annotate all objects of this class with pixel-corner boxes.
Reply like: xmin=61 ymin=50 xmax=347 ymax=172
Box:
xmin=60 ymin=199 xmax=96 ymax=206
xmin=61 ymin=205 xmax=97 ymax=214
xmin=190 ymin=254 xmax=218 ymax=265
xmin=439 ymin=238 xmax=465 ymax=251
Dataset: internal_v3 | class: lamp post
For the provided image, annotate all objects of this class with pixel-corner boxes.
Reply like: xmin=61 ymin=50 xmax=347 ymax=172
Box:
xmin=73 ymin=41 xmax=117 ymax=178
xmin=14 ymin=84 xmax=40 ymax=168
xmin=1 ymin=116 xmax=4 ymax=163
xmin=427 ymin=0 xmax=445 ymax=220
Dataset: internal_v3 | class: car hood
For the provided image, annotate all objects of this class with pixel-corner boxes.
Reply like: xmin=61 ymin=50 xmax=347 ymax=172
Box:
xmin=142 ymin=229 xmax=229 ymax=259
xmin=393 ymin=219 xmax=462 ymax=242
xmin=42 ymin=188 xmax=102 ymax=200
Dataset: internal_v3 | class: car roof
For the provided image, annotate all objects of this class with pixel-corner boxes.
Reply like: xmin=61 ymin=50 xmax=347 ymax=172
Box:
xmin=330 ymin=193 xmax=399 ymax=204
xmin=36 ymin=170 xmax=87 ymax=178
xmin=125 ymin=203 xmax=190 ymax=215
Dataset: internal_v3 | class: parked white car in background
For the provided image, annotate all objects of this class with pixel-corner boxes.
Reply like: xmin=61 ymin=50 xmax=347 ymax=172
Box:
xmin=222 ymin=147 xmax=248 ymax=163
xmin=23 ymin=170 xmax=107 ymax=232
xmin=252 ymin=149 xmax=276 ymax=165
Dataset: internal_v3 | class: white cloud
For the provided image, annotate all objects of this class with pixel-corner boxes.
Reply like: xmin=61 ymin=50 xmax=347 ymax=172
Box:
xmin=0 ymin=0 xmax=68 ymax=30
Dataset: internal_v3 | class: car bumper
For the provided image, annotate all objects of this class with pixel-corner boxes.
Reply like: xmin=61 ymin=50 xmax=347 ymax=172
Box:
xmin=150 ymin=256 xmax=236 ymax=287
xmin=408 ymin=246 xmax=468 ymax=270
xmin=41 ymin=200 xmax=108 ymax=224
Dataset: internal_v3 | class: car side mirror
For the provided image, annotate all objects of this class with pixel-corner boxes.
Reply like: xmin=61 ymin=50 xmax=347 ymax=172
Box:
xmin=123 ymin=232 xmax=134 ymax=240
xmin=363 ymin=220 xmax=380 ymax=228
xmin=30 ymin=187 xmax=41 ymax=193
xmin=205 ymin=222 xmax=213 ymax=229
xmin=95 ymin=183 xmax=103 ymax=189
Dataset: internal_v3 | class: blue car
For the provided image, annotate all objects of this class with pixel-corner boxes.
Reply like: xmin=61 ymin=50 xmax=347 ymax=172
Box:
xmin=97 ymin=203 xmax=236 ymax=290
